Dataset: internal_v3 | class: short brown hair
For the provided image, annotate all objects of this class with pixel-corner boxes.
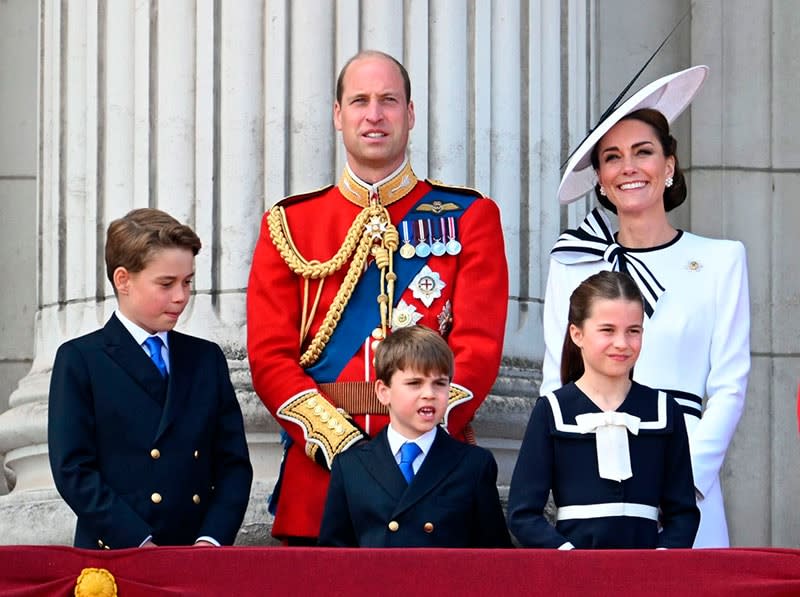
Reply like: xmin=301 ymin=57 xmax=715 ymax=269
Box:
xmin=105 ymin=208 xmax=201 ymax=292
xmin=374 ymin=326 xmax=453 ymax=385
xmin=336 ymin=50 xmax=411 ymax=105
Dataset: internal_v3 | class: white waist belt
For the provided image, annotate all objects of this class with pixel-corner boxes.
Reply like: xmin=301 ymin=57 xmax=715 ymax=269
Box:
xmin=557 ymin=502 xmax=659 ymax=521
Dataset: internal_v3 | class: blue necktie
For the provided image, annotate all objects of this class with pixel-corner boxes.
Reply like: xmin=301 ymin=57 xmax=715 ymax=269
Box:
xmin=398 ymin=442 xmax=422 ymax=484
xmin=144 ymin=336 xmax=168 ymax=378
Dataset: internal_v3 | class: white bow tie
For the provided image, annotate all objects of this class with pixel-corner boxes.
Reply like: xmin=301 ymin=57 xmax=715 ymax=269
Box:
xmin=575 ymin=411 xmax=641 ymax=482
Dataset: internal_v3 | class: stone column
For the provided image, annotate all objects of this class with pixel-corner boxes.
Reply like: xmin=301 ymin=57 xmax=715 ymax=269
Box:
xmin=690 ymin=0 xmax=800 ymax=548
xmin=0 ymin=0 xmax=279 ymax=545
xmin=0 ymin=0 xmax=568 ymax=543
xmin=593 ymin=0 xmax=800 ymax=547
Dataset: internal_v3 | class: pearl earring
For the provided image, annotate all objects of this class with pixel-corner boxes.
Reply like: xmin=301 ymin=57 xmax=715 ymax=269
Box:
xmin=599 ymin=186 xmax=607 ymax=196
xmin=665 ymin=176 xmax=674 ymax=188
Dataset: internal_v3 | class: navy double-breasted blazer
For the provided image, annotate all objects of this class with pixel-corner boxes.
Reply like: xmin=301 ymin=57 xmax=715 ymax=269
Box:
xmin=48 ymin=314 xmax=253 ymax=549
xmin=318 ymin=426 xmax=511 ymax=548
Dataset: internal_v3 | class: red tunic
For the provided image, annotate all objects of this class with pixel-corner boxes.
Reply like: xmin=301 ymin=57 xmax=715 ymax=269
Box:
xmin=247 ymin=167 xmax=508 ymax=539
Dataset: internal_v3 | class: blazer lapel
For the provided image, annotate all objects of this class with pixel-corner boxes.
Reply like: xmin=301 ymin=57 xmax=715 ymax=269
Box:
xmin=103 ymin=314 xmax=168 ymax=405
xmin=392 ymin=427 xmax=466 ymax=517
xmin=358 ymin=429 xmax=408 ymax=501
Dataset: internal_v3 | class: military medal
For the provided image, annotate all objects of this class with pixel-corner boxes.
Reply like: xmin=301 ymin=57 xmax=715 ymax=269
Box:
xmin=445 ymin=216 xmax=462 ymax=255
xmin=410 ymin=265 xmax=446 ymax=307
xmin=392 ymin=299 xmax=423 ymax=330
xmin=437 ymin=299 xmax=453 ymax=337
xmin=415 ymin=219 xmax=431 ymax=258
xmin=430 ymin=219 xmax=446 ymax=256
xmin=399 ymin=221 xmax=416 ymax=259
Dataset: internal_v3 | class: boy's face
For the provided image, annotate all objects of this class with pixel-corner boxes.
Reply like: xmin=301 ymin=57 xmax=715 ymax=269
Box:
xmin=375 ymin=367 xmax=449 ymax=439
xmin=113 ymin=247 xmax=195 ymax=334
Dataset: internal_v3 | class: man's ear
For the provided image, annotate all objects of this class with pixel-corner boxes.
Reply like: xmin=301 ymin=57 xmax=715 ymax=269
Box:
xmin=333 ymin=102 xmax=343 ymax=132
xmin=113 ymin=267 xmax=131 ymax=295
xmin=375 ymin=379 xmax=391 ymax=407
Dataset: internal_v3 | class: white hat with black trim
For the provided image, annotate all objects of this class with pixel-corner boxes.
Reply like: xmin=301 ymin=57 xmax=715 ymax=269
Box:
xmin=557 ymin=65 xmax=709 ymax=205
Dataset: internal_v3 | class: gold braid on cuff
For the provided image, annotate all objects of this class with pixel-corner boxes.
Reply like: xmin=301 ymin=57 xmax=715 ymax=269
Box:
xmin=276 ymin=391 xmax=364 ymax=468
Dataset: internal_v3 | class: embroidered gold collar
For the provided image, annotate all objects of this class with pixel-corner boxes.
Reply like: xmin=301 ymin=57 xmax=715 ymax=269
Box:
xmin=338 ymin=161 xmax=418 ymax=207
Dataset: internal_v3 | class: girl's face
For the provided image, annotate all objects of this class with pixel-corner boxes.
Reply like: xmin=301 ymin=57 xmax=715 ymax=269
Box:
xmin=569 ymin=297 xmax=644 ymax=381
xmin=595 ymin=118 xmax=675 ymax=219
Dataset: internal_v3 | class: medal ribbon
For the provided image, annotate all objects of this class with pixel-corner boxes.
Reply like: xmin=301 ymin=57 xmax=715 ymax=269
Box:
xmin=305 ymin=189 xmax=478 ymax=382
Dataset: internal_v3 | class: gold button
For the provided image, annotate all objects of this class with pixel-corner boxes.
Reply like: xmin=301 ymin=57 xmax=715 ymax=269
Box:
xmin=388 ymin=521 xmax=399 ymax=532
xmin=151 ymin=492 xmax=162 ymax=504
xmin=371 ymin=328 xmax=384 ymax=340
xmin=193 ymin=494 xmax=201 ymax=504
xmin=306 ymin=397 xmax=317 ymax=408
xmin=320 ymin=412 xmax=330 ymax=422
xmin=104 ymin=545 xmax=110 ymax=550
xmin=423 ymin=522 xmax=434 ymax=533
xmin=150 ymin=448 xmax=160 ymax=459
xmin=193 ymin=450 xmax=199 ymax=459
xmin=97 ymin=539 xmax=104 ymax=548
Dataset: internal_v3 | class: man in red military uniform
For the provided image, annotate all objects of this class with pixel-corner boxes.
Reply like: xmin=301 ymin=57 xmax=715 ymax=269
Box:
xmin=247 ymin=50 xmax=508 ymax=543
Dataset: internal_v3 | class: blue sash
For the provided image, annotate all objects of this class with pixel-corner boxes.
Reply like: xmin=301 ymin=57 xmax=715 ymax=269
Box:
xmin=305 ymin=189 xmax=477 ymax=382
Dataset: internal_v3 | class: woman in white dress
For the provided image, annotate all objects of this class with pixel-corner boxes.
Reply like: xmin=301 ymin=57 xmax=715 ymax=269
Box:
xmin=541 ymin=66 xmax=750 ymax=547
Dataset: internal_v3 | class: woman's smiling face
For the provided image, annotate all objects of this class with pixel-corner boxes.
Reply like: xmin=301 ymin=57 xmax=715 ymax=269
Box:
xmin=595 ymin=118 xmax=675 ymax=219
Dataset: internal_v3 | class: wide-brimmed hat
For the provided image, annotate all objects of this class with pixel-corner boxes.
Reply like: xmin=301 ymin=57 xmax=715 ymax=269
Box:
xmin=557 ymin=65 xmax=709 ymax=205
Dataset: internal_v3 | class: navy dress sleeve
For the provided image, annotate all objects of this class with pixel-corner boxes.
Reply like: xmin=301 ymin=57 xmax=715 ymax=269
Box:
xmin=507 ymin=397 xmax=571 ymax=548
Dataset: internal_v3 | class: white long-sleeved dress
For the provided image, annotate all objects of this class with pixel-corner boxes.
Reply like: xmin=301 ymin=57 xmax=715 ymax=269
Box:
xmin=541 ymin=208 xmax=750 ymax=548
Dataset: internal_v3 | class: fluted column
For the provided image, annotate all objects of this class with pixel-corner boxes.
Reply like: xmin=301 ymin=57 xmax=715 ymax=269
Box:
xmin=689 ymin=0 xmax=799 ymax=548
xmin=0 ymin=0 xmax=566 ymax=543
xmin=0 ymin=0 xmax=276 ymax=545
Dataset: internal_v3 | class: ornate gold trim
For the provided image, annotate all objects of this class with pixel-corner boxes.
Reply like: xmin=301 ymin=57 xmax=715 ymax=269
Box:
xmin=75 ymin=568 xmax=118 ymax=597
xmin=277 ymin=391 xmax=364 ymax=468
xmin=338 ymin=162 xmax=417 ymax=207
xmin=268 ymin=199 xmax=399 ymax=367
xmin=442 ymin=383 xmax=473 ymax=431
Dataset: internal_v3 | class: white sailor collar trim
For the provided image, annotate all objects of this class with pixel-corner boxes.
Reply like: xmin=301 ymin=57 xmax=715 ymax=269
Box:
xmin=544 ymin=390 xmax=668 ymax=433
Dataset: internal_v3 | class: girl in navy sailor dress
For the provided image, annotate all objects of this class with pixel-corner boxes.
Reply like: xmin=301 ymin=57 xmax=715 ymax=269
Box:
xmin=508 ymin=271 xmax=699 ymax=549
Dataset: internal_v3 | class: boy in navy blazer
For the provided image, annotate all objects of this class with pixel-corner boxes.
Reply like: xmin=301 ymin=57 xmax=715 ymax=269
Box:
xmin=48 ymin=208 xmax=252 ymax=549
xmin=318 ymin=325 xmax=511 ymax=548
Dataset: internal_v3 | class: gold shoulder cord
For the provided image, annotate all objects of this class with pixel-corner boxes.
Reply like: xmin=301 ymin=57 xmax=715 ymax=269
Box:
xmin=268 ymin=199 xmax=398 ymax=368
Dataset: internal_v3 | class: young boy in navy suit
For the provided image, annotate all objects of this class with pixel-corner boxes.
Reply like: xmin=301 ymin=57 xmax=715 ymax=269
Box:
xmin=318 ymin=325 xmax=511 ymax=547
xmin=48 ymin=208 xmax=253 ymax=549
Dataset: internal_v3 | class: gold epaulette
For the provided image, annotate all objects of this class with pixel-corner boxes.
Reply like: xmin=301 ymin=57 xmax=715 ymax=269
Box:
xmin=272 ymin=184 xmax=335 ymax=209
xmin=426 ymin=179 xmax=485 ymax=198
xmin=268 ymin=187 xmax=398 ymax=368
xmin=442 ymin=383 xmax=474 ymax=432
